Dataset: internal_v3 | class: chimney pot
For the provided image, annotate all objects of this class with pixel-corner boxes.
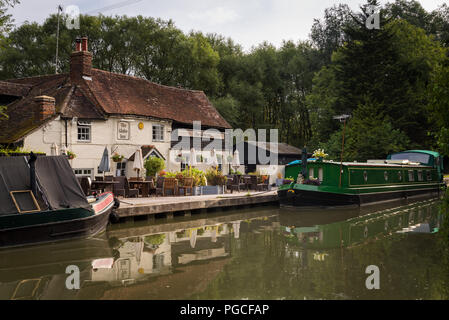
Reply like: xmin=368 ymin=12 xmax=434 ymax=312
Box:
xmin=81 ymin=37 xmax=88 ymax=52
xmin=75 ymin=38 xmax=81 ymax=52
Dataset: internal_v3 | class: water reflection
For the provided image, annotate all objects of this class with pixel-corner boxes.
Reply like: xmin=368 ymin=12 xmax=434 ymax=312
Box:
xmin=0 ymin=198 xmax=447 ymax=300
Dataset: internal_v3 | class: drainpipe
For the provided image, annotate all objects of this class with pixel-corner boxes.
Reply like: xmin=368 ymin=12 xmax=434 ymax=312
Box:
xmin=65 ymin=119 xmax=68 ymax=147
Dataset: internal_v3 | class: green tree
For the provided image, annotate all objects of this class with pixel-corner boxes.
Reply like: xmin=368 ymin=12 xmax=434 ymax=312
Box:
xmin=144 ymin=156 xmax=165 ymax=177
xmin=323 ymin=101 xmax=410 ymax=161
xmin=428 ymin=65 xmax=449 ymax=156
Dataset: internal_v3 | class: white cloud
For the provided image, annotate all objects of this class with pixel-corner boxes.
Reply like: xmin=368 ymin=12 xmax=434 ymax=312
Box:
xmin=188 ymin=7 xmax=239 ymax=25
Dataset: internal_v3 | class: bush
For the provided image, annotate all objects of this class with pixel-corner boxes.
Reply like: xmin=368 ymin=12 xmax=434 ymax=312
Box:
xmin=205 ymin=168 xmax=226 ymax=186
xmin=181 ymin=168 xmax=206 ymax=186
xmin=144 ymin=156 xmax=165 ymax=177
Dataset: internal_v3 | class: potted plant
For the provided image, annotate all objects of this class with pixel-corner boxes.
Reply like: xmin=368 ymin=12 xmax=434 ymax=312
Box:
xmin=67 ymin=151 xmax=76 ymax=160
xmin=203 ymin=168 xmax=226 ymax=194
xmin=312 ymin=148 xmax=328 ymax=162
xmin=111 ymin=153 xmax=124 ymax=163
xmin=283 ymin=176 xmax=295 ymax=185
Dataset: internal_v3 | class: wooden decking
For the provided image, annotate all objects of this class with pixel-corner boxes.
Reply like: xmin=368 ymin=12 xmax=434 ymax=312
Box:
xmin=115 ymin=190 xmax=279 ymax=220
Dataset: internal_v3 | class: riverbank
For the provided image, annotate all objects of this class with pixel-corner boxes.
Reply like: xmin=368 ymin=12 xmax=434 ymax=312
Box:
xmin=115 ymin=190 xmax=279 ymax=221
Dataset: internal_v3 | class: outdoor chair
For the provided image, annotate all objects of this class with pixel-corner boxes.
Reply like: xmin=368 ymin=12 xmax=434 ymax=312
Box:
xmin=163 ymin=177 xmax=178 ymax=196
xmin=125 ymin=177 xmax=139 ymax=198
xmin=249 ymin=175 xmax=259 ymax=191
xmin=79 ymin=176 xmax=101 ymax=196
xmin=155 ymin=176 xmax=165 ymax=196
xmin=145 ymin=176 xmax=157 ymax=196
xmin=104 ymin=176 xmax=114 ymax=181
xmin=112 ymin=177 xmax=126 ymax=198
xmin=225 ymin=175 xmax=234 ymax=193
xmin=181 ymin=177 xmax=194 ymax=196
xmin=257 ymin=178 xmax=269 ymax=191
xmin=95 ymin=176 xmax=104 ymax=181
xmin=228 ymin=175 xmax=241 ymax=193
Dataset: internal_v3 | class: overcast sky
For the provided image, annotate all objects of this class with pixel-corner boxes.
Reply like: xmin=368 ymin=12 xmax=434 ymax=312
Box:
xmin=7 ymin=0 xmax=447 ymax=51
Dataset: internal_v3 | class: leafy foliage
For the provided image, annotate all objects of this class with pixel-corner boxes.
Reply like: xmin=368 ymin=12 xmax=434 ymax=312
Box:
xmin=144 ymin=156 xmax=165 ymax=177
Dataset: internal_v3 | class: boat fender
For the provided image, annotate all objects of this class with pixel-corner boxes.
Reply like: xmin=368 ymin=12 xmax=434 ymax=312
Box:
xmin=110 ymin=210 xmax=120 ymax=223
xmin=113 ymin=197 xmax=120 ymax=209
xmin=109 ymin=198 xmax=121 ymax=223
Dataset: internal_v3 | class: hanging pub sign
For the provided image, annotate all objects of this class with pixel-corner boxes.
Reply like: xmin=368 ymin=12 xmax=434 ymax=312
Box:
xmin=117 ymin=121 xmax=130 ymax=140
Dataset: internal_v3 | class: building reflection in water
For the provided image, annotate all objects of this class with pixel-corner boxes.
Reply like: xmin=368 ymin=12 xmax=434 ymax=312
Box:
xmin=0 ymin=198 xmax=445 ymax=300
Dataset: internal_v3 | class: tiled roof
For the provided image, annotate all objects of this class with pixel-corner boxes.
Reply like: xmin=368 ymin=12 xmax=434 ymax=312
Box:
xmin=0 ymin=69 xmax=231 ymax=143
xmin=85 ymin=69 xmax=230 ymax=128
xmin=0 ymin=81 xmax=32 ymax=97
xmin=246 ymin=141 xmax=303 ymax=155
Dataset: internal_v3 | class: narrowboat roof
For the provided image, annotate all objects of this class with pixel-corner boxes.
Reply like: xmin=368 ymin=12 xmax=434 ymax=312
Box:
xmin=392 ymin=150 xmax=440 ymax=157
xmin=308 ymin=160 xmax=431 ymax=168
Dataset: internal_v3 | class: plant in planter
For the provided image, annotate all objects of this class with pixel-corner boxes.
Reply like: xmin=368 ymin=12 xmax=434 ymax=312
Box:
xmin=144 ymin=156 xmax=165 ymax=177
xmin=111 ymin=153 xmax=124 ymax=163
xmin=205 ymin=168 xmax=226 ymax=186
xmin=144 ymin=233 xmax=166 ymax=246
xmin=303 ymin=177 xmax=321 ymax=186
xmin=312 ymin=148 xmax=328 ymax=161
xmin=283 ymin=176 xmax=295 ymax=184
xmin=66 ymin=151 xmax=76 ymax=160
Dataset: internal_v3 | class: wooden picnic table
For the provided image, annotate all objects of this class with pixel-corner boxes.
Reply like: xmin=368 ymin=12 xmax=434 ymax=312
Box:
xmin=128 ymin=180 xmax=155 ymax=197
xmin=91 ymin=180 xmax=119 ymax=193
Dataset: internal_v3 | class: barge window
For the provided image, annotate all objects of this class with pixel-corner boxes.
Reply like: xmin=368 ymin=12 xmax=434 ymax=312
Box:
xmin=363 ymin=170 xmax=368 ymax=182
xmin=398 ymin=171 xmax=402 ymax=181
xmin=318 ymin=168 xmax=323 ymax=182
xmin=408 ymin=170 xmax=415 ymax=182
xmin=418 ymin=170 xmax=423 ymax=181
xmin=309 ymin=168 xmax=314 ymax=179
xmin=427 ymin=170 xmax=432 ymax=181
xmin=384 ymin=171 xmax=388 ymax=181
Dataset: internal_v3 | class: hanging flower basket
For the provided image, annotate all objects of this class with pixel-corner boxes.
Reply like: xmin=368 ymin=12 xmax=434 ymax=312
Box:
xmin=112 ymin=153 xmax=124 ymax=163
xmin=67 ymin=151 xmax=76 ymax=160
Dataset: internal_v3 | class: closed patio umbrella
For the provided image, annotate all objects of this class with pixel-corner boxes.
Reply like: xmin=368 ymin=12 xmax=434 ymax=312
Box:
xmin=189 ymin=147 xmax=197 ymax=167
xmin=50 ymin=143 xmax=59 ymax=156
xmin=190 ymin=228 xmax=197 ymax=248
xmin=232 ymin=150 xmax=240 ymax=172
xmin=133 ymin=148 xmax=144 ymax=178
xmin=210 ymin=148 xmax=218 ymax=168
xmin=98 ymin=146 xmax=110 ymax=177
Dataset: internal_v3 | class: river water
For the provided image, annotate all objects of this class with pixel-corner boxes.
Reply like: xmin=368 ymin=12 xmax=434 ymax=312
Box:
xmin=0 ymin=198 xmax=448 ymax=300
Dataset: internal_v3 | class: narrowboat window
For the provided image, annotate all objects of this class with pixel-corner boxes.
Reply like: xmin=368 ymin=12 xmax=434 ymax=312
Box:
xmin=398 ymin=171 xmax=402 ymax=181
xmin=427 ymin=170 xmax=432 ymax=181
xmin=363 ymin=170 xmax=368 ymax=182
xmin=309 ymin=168 xmax=314 ymax=179
xmin=318 ymin=168 xmax=323 ymax=182
xmin=418 ymin=170 xmax=423 ymax=181
xmin=408 ymin=170 xmax=414 ymax=182
xmin=384 ymin=171 xmax=388 ymax=181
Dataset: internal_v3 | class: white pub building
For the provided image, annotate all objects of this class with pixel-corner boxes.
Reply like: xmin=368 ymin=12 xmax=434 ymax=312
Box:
xmin=0 ymin=37 xmax=233 ymax=178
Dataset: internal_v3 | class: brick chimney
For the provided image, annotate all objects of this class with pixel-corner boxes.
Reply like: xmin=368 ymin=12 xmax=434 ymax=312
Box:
xmin=70 ymin=37 xmax=92 ymax=84
xmin=34 ymin=96 xmax=56 ymax=123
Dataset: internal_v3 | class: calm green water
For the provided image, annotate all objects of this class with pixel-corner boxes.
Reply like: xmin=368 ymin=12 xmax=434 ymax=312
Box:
xmin=1 ymin=198 xmax=448 ymax=300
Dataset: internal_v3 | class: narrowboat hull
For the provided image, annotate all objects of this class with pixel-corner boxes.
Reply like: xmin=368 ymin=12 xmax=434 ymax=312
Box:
xmin=278 ymin=183 xmax=443 ymax=207
xmin=0 ymin=193 xmax=116 ymax=249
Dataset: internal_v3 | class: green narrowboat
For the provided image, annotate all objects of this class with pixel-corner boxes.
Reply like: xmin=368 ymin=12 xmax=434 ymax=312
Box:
xmin=278 ymin=150 xmax=445 ymax=207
